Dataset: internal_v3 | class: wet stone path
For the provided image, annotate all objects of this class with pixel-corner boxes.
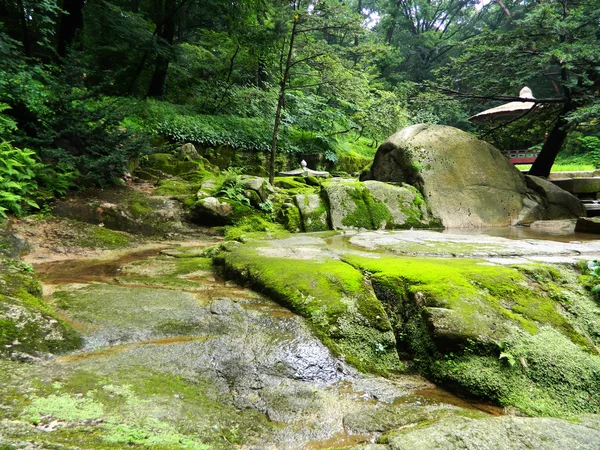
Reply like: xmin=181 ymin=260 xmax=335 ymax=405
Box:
xmin=0 ymin=242 xmax=502 ymax=450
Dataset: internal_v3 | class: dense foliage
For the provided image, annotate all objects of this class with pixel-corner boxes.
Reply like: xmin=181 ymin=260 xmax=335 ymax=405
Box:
xmin=0 ymin=0 xmax=597 ymax=194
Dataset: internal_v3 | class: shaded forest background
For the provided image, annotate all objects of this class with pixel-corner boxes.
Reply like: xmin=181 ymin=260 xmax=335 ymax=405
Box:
xmin=0 ymin=0 xmax=598 ymax=216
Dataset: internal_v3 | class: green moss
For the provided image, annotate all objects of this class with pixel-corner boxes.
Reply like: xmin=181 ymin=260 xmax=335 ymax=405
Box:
xmin=0 ymin=263 xmax=82 ymax=356
xmin=295 ymin=194 xmax=329 ymax=232
xmin=342 ymin=255 xmax=600 ymax=416
xmin=223 ymin=215 xmax=288 ymax=242
xmin=128 ymin=198 xmax=153 ymax=217
xmin=335 ymin=151 xmax=372 ymax=174
xmin=144 ymin=153 xmax=204 ymax=176
xmin=213 ymin=243 xmax=402 ymax=374
xmin=9 ymin=366 xmax=272 ymax=450
xmin=339 ymin=186 xmax=373 ymax=229
xmin=432 ymin=328 xmax=600 ymax=416
xmin=24 ymin=394 xmax=105 ymax=424
xmin=76 ymin=227 xmax=134 ymax=250
xmin=153 ymin=179 xmax=200 ymax=196
xmin=346 ymin=255 xmax=590 ymax=349
xmin=277 ymin=203 xmax=303 ymax=232
xmin=362 ymin=189 xmax=393 ymax=229
xmin=273 ymin=177 xmax=319 ymax=196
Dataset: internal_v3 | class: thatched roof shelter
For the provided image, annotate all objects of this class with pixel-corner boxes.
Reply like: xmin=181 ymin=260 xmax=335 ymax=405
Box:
xmin=468 ymin=87 xmax=537 ymax=123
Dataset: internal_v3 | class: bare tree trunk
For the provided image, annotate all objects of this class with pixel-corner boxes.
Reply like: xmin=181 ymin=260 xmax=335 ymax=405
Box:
xmin=17 ymin=0 xmax=31 ymax=57
xmin=57 ymin=0 xmax=85 ymax=57
xmin=528 ymin=103 xmax=574 ymax=177
xmin=269 ymin=17 xmax=298 ymax=184
xmin=147 ymin=5 xmax=176 ymax=98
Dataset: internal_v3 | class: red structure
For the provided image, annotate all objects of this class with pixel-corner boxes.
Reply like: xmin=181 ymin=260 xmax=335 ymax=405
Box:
xmin=501 ymin=149 xmax=540 ymax=165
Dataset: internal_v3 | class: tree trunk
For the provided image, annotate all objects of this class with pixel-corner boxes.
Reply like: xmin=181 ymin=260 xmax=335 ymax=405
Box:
xmin=147 ymin=9 xmax=176 ymax=98
xmin=57 ymin=0 xmax=85 ymax=57
xmin=269 ymin=18 xmax=298 ymax=184
xmin=528 ymin=103 xmax=574 ymax=177
xmin=17 ymin=0 xmax=31 ymax=57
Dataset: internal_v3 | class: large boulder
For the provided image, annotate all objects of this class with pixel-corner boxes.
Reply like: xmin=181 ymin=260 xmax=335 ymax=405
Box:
xmin=364 ymin=124 xmax=583 ymax=227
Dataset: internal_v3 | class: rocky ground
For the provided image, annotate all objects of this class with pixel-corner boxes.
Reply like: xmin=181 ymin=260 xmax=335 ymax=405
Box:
xmin=1 ymin=212 xmax=599 ymax=448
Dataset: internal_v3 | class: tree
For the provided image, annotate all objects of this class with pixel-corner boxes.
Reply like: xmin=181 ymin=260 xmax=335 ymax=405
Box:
xmin=268 ymin=0 xmax=364 ymax=183
xmin=57 ymin=0 xmax=85 ymax=57
xmin=444 ymin=0 xmax=600 ymax=177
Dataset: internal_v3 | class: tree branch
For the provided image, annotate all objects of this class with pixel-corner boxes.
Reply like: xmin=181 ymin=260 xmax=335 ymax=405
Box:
xmin=423 ymin=84 xmax=567 ymax=104
xmin=479 ymin=105 xmax=539 ymax=138
xmin=289 ymin=52 xmax=326 ymax=68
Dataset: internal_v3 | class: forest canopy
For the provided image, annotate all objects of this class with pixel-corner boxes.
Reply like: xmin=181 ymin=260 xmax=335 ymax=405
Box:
xmin=0 ymin=0 xmax=598 ymax=207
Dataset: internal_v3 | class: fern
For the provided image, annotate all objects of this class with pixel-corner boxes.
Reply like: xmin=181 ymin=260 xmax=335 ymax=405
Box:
xmin=0 ymin=141 xmax=43 ymax=217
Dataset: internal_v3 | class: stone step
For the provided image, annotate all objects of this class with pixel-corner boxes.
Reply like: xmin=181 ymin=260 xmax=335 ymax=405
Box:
xmin=550 ymin=177 xmax=600 ymax=195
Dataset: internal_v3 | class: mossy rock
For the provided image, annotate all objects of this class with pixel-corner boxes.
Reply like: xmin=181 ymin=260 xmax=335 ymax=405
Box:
xmin=274 ymin=177 xmax=308 ymax=190
xmin=143 ymin=153 xmax=203 ymax=176
xmin=325 ymin=182 xmax=373 ymax=230
xmin=277 ymin=203 xmax=303 ymax=232
xmin=153 ymin=179 xmax=200 ymax=196
xmin=53 ymin=188 xmax=186 ymax=236
xmin=75 ymin=226 xmax=135 ymax=250
xmin=324 ymin=181 xmax=439 ymax=231
xmin=344 ymin=255 xmax=600 ymax=416
xmin=294 ymin=194 xmax=329 ymax=232
xmin=191 ymin=197 xmax=253 ymax=225
xmin=273 ymin=177 xmax=319 ymax=196
xmin=223 ymin=215 xmax=288 ymax=242
xmin=363 ymin=181 xmax=440 ymax=229
xmin=212 ymin=238 xmax=402 ymax=374
xmin=0 ymin=262 xmax=81 ymax=358
xmin=384 ymin=415 xmax=600 ymax=449
xmin=0 ymin=226 xmax=30 ymax=258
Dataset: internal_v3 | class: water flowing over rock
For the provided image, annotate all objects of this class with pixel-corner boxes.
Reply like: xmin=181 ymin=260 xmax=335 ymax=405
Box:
xmin=363 ymin=124 xmax=584 ymax=228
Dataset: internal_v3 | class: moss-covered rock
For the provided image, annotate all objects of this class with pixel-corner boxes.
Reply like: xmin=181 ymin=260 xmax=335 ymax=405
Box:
xmin=324 ymin=181 xmax=438 ymax=230
xmin=383 ymin=414 xmax=600 ymax=450
xmin=325 ymin=183 xmax=373 ymax=230
xmin=53 ymin=188 xmax=188 ymax=236
xmin=273 ymin=177 xmax=319 ymax=196
xmin=0 ymin=261 xmax=81 ymax=358
xmin=143 ymin=153 xmax=204 ymax=176
xmin=223 ymin=215 xmax=288 ymax=242
xmin=363 ymin=181 xmax=440 ymax=229
xmin=335 ymin=152 xmax=372 ymax=175
xmin=344 ymin=254 xmax=600 ymax=416
xmin=212 ymin=238 xmax=402 ymax=374
xmin=192 ymin=197 xmax=253 ymax=225
xmin=294 ymin=194 xmax=329 ymax=232
xmin=365 ymin=124 xmax=584 ymax=227
xmin=153 ymin=179 xmax=200 ymax=196
xmin=277 ymin=203 xmax=303 ymax=232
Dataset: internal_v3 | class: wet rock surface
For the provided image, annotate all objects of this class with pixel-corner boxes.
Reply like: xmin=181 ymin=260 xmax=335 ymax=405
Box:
xmin=382 ymin=415 xmax=600 ymax=450
xmin=0 ymin=245 xmax=454 ymax=449
xmin=2 ymin=229 xmax=600 ymax=449
xmin=216 ymin=229 xmax=600 ymax=419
